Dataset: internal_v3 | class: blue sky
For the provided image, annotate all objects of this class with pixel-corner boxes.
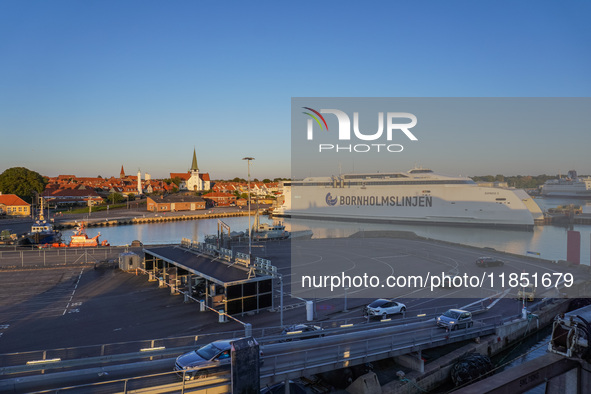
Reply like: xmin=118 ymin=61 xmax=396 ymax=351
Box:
xmin=1 ymin=1 xmax=590 ymax=180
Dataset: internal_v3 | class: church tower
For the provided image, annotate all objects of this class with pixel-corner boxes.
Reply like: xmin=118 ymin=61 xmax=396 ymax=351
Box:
xmin=186 ymin=148 xmax=202 ymax=191
xmin=120 ymin=165 xmax=125 ymax=179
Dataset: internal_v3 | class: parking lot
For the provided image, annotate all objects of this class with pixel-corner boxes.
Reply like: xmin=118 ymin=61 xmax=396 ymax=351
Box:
xmin=0 ymin=233 xmax=589 ymax=355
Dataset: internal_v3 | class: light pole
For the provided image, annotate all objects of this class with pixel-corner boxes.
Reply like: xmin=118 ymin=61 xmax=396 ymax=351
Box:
xmin=242 ymin=157 xmax=255 ymax=260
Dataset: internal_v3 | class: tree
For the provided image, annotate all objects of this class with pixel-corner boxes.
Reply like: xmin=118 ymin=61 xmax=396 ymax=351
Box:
xmin=108 ymin=192 xmax=124 ymax=204
xmin=0 ymin=167 xmax=47 ymax=203
xmin=262 ymin=179 xmax=271 ymax=183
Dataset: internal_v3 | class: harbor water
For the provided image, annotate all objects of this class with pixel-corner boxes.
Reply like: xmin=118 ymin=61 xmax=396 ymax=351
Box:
xmin=87 ymin=196 xmax=591 ymax=265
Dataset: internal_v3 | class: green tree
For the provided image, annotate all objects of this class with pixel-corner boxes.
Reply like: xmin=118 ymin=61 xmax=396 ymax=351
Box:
xmin=0 ymin=167 xmax=47 ymax=203
xmin=107 ymin=192 xmax=124 ymax=204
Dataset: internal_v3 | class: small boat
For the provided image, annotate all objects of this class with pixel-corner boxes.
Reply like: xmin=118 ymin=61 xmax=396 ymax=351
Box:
xmin=18 ymin=197 xmax=62 ymax=245
xmin=251 ymin=211 xmax=290 ymax=241
xmin=68 ymin=223 xmax=109 ymax=247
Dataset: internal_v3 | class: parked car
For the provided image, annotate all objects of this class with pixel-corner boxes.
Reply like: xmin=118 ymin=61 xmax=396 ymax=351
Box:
xmin=475 ymin=257 xmax=504 ymax=267
xmin=174 ymin=339 xmax=261 ymax=380
xmin=436 ymin=309 xmax=473 ymax=330
xmin=281 ymin=324 xmax=324 ymax=341
xmin=363 ymin=299 xmax=406 ymax=319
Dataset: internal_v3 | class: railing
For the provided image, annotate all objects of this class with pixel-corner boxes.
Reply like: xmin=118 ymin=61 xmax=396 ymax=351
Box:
xmin=10 ymin=316 xmax=503 ymax=393
xmin=27 ymin=369 xmax=231 ymax=394
xmin=0 ymin=246 xmax=132 ymax=268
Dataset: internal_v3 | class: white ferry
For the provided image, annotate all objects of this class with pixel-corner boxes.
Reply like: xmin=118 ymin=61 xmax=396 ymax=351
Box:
xmin=540 ymin=170 xmax=591 ymax=198
xmin=275 ymin=168 xmax=544 ymax=229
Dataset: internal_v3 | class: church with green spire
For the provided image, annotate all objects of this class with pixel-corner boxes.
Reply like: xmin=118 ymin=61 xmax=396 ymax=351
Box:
xmin=185 ymin=148 xmax=210 ymax=191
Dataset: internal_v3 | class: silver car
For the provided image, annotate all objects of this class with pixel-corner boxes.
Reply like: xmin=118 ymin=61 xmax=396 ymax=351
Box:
xmin=363 ymin=299 xmax=406 ymax=319
xmin=174 ymin=339 xmax=233 ymax=379
xmin=436 ymin=309 xmax=473 ymax=330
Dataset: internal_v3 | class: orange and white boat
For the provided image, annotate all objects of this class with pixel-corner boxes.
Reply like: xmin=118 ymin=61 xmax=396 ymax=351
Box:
xmin=68 ymin=223 xmax=109 ymax=247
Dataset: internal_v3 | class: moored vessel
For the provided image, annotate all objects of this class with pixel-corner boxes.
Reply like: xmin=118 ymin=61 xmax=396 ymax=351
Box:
xmin=540 ymin=170 xmax=591 ymax=198
xmin=67 ymin=222 xmax=109 ymax=247
xmin=276 ymin=168 xmax=544 ymax=229
xmin=18 ymin=198 xmax=62 ymax=245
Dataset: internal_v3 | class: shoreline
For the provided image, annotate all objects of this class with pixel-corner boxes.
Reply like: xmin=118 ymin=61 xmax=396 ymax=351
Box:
xmin=54 ymin=209 xmax=254 ymax=229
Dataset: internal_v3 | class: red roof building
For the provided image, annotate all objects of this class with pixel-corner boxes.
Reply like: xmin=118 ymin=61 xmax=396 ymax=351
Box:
xmin=0 ymin=193 xmax=31 ymax=216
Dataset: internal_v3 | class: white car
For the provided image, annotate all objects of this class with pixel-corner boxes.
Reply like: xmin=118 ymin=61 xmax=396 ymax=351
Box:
xmin=363 ymin=299 xmax=406 ymax=319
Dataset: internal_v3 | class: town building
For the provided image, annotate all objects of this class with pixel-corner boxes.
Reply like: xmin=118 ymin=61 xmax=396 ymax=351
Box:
xmin=0 ymin=193 xmax=31 ymax=216
xmin=202 ymin=192 xmax=237 ymax=207
xmin=146 ymin=194 xmax=206 ymax=212
xmin=170 ymin=149 xmax=211 ymax=192
xmin=41 ymin=184 xmax=104 ymax=206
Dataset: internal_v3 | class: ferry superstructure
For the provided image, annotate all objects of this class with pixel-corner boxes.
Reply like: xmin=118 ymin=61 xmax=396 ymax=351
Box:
xmin=540 ymin=170 xmax=591 ymax=198
xmin=276 ymin=169 xmax=544 ymax=229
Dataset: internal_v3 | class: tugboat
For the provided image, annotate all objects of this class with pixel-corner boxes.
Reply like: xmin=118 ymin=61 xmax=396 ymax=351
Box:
xmin=68 ymin=222 xmax=109 ymax=247
xmin=251 ymin=211 xmax=290 ymax=241
xmin=19 ymin=198 xmax=62 ymax=246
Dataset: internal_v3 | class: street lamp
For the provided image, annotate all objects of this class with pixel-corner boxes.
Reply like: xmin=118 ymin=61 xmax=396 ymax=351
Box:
xmin=242 ymin=157 xmax=255 ymax=260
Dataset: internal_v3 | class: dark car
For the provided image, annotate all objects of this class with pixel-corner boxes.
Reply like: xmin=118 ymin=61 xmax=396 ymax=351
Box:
xmin=436 ymin=309 xmax=473 ymax=330
xmin=475 ymin=256 xmax=504 ymax=267
xmin=281 ymin=324 xmax=324 ymax=341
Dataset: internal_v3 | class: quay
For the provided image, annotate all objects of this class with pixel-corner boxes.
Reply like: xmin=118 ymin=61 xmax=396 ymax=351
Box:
xmin=53 ymin=210 xmax=253 ymax=229
xmin=1 ymin=232 xmax=590 ymax=393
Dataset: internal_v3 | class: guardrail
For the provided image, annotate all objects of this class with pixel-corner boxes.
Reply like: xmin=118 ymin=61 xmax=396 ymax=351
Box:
xmin=0 ymin=301 xmax=461 ymax=374
xmin=260 ymin=315 xmax=503 ymax=384
xmin=6 ymin=316 xmax=503 ymax=393
xmin=0 ymin=246 xmax=134 ymax=268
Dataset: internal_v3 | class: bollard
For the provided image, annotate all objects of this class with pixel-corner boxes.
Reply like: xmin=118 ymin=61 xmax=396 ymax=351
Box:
xmin=200 ymin=300 xmax=206 ymax=312
xmin=306 ymin=300 xmax=314 ymax=322
xmin=244 ymin=323 xmax=252 ymax=337
xmin=219 ymin=310 xmax=227 ymax=323
xmin=522 ymin=306 xmax=528 ymax=319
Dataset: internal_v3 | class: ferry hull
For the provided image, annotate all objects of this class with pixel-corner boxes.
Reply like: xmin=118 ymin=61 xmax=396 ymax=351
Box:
xmin=278 ymin=174 xmax=543 ymax=230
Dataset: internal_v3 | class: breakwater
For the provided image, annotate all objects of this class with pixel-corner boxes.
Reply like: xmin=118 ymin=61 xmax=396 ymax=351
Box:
xmin=54 ymin=211 xmax=251 ymax=230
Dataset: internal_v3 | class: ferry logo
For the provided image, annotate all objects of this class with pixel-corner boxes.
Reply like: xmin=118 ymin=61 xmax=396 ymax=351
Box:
xmin=325 ymin=193 xmax=338 ymax=206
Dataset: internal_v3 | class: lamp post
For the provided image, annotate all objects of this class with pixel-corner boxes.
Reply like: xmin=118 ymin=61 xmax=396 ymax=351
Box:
xmin=242 ymin=157 xmax=255 ymax=260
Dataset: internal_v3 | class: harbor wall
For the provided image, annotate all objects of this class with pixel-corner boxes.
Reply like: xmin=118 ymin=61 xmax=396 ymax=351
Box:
xmin=382 ymin=298 xmax=571 ymax=394
xmin=54 ymin=211 xmax=252 ymax=230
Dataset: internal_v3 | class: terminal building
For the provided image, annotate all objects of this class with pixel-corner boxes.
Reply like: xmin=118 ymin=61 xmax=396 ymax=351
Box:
xmin=140 ymin=239 xmax=277 ymax=315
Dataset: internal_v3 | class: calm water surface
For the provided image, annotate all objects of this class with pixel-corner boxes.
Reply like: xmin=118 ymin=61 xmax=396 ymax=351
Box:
xmin=87 ymin=196 xmax=591 ymax=265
